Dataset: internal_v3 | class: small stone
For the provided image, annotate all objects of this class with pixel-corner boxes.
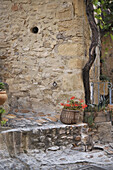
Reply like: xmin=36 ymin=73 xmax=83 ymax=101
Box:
xmin=23 ymin=47 xmax=29 ymax=51
xmin=11 ymin=4 xmax=18 ymax=11
xmin=48 ymin=146 xmax=60 ymax=151
xmin=38 ymin=112 xmax=45 ymax=116
xmin=20 ymin=109 xmax=30 ymax=113
xmin=98 ymin=155 xmax=103 ymax=157
xmin=94 ymin=144 xmax=104 ymax=150
xmin=1 ymin=118 xmax=8 ymax=122
xmin=36 ymin=119 xmax=48 ymax=124
xmin=47 ymin=113 xmax=51 ymax=116
xmin=14 ymin=109 xmax=19 ymax=112
xmin=105 ymin=160 xmax=111 ymax=162
xmin=75 ymin=136 xmax=81 ymax=141
xmin=54 ymin=114 xmax=60 ymax=119
xmin=6 ymin=114 xmax=16 ymax=119
xmin=17 ymin=116 xmax=23 ymax=118
xmin=109 ymin=143 xmax=113 ymax=149
xmin=37 ymin=123 xmax=42 ymax=126
xmin=104 ymin=147 xmax=113 ymax=155
xmin=59 ymin=158 xmax=66 ymax=161
xmin=86 ymin=155 xmax=93 ymax=158
xmin=26 ymin=117 xmax=34 ymax=120
xmin=46 ymin=116 xmax=58 ymax=122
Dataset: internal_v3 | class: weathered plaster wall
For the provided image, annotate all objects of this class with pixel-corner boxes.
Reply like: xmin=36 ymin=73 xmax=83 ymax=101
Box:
xmin=0 ymin=0 xmax=91 ymax=113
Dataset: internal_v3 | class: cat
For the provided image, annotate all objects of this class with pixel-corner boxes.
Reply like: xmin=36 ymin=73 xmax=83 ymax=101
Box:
xmin=81 ymin=127 xmax=94 ymax=152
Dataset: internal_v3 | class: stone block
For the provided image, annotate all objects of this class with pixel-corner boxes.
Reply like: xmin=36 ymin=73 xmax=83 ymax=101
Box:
xmin=97 ymin=122 xmax=112 ymax=143
xmin=108 ymin=104 xmax=113 ymax=111
xmin=62 ymin=73 xmax=84 ymax=91
xmin=57 ymin=43 xmax=84 ymax=57
xmin=68 ymin=58 xmax=85 ymax=69
xmin=72 ymin=0 xmax=84 ymax=17
xmin=57 ymin=19 xmax=83 ymax=36
xmin=56 ymin=5 xmax=73 ymax=21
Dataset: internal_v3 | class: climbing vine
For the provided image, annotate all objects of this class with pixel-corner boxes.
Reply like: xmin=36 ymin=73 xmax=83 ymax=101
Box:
xmin=83 ymin=0 xmax=113 ymax=105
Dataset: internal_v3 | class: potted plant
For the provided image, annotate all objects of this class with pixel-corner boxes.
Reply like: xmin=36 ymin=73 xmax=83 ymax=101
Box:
xmin=60 ymin=96 xmax=87 ymax=124
xmin=84 ymin=104 xmax=110 ymax=127
xmin=0 ymin=82 xmax=8 ymax=105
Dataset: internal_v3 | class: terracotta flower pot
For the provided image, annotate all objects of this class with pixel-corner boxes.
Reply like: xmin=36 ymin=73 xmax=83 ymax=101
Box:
xmin=0 ymin=91 xmax=8 ymax=105
xmin=60 ymin=109 xmax=83 ymax=124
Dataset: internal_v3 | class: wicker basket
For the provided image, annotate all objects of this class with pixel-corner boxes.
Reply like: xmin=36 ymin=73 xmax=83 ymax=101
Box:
xmin=60 ymin=109 xmax=83 ymax=124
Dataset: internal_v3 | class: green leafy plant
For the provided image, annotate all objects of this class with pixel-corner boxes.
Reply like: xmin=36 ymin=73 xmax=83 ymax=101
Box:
xmin=60 ymin=96 xmax=87 ymax=111
xmin=0 ymin=82 xmax=5 ymax=91
xmin=0 ymin=107 xmax=5 ymax=121
xmin=84 ymin=112 xmax=95 ymax=127
xmin=84 ymin=104 xmax=106 ymax=112
xmin=0 ymin=107 xmax=5 ymax=114
xmin=1 ymin=120 xmax=6 ymax=126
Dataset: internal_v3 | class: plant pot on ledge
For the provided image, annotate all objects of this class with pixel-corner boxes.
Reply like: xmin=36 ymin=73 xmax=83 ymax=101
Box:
xmin=0 ymin=91 xmax=8 ymax=105
xmin=60 ymin=109 xmax=83 ymax=124
xmin=60 ymin=96 xmax=87 ymax=125
xmin=84 ymin=106 xmax=111 ymax=127
xmin=0 ymin=82 xmax=8 ymax=105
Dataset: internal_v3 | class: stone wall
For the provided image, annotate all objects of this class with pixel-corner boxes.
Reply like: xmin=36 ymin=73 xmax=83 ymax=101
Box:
xmin=0 ymin=124 xmax=87 ymax=157
xmin=0 ymin=122 xmax=112 ymax=157
xmin=0 ymin=0 xmax=91 ymax=113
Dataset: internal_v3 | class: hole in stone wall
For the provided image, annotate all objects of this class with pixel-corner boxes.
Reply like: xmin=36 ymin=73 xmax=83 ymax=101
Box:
xmin=31 ymin=27 xmax=39 ymax=34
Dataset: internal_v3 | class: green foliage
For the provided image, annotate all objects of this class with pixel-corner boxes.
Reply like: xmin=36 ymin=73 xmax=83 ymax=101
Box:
xmin=0 ymin=107 xmax=5 ymax=114
xmin=93 ymin=0 xmax=113 ymax=33
xmin=100 ymin=74 xmax=110 ymax=81
xmin=84 ymin=112 xmax=95 ymax=127
xmin=1 ymin=120 xmax=6 ymax=126
xmin=0 ymin=82 xmax=5 ymax=90
xmin=110 ymin=34 xmax=113 ymax=41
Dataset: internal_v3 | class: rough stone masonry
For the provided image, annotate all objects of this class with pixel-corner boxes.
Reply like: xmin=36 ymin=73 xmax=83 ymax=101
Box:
xmin=0 ymin=0 xmax=99 ymax=114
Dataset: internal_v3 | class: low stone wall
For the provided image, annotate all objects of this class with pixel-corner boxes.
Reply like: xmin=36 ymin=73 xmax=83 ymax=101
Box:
xmin=0 ymin=121 xmax=112 ymax=157
xmin=0 ymin=123 xmax=87 ymax=157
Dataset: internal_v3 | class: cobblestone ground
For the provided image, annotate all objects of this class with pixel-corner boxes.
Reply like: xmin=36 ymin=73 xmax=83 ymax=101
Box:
xmin=0 ymin=145 xmax=113 ymax=170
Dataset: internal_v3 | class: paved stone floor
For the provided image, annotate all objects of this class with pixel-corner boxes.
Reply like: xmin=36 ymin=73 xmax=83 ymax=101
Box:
xmin=0 ymin=143 xmax=113 ymax=170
